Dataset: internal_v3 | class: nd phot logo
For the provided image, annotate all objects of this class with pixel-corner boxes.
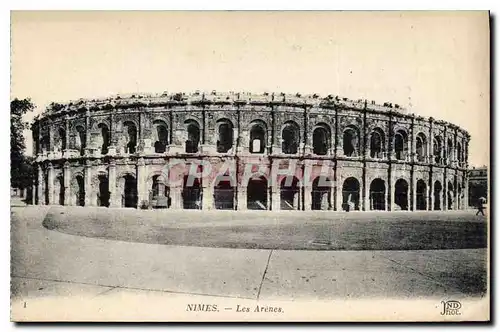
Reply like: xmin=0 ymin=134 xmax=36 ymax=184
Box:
xmin=440 ymin=300 xmax=462 ymax=316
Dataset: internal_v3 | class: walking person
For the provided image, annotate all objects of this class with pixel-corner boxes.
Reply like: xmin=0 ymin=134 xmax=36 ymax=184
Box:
xmin=476 ymin=197 xmax=486 ymax=216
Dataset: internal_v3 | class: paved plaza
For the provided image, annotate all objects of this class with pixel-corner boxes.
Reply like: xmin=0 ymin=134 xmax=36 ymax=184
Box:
xmin=10 ymin=205 xmax=488 ymax=321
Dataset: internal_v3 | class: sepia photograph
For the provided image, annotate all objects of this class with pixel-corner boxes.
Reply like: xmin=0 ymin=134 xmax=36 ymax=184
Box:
xmin=9 ymin=10 xmax=490 ymax=322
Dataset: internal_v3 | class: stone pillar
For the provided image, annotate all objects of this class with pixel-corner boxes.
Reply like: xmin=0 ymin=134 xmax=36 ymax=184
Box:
xmin=137 ymin=158 xmax=147 ymax=208
xmin=271 ymin=187 xmax=280 ymax=211
xmin=202 ymin=184 xmax=213 ymax=210
xmin=237 ymin=186 xmax=247 ymax=210
xmin=363 ymin=181 xmax=372 ymax=211
xmin=335 ymin=180 xmax=343 ymax=211
xmin=84 ymin=162 xmax=93 ymax=206
xmin=63 ymin=162 xmax=71 ymax=206
xmin=47 ymin=163 xmax=54 ymax=205
xmin=170 ymin=187 xmax=183 ymax=209
xmin=108 ymin=161 xmax=118 ymax=207
xmin=390 ymin=179 xmax=396 ymax=211
xmin=385 ymin=187 xmax=389 ymax=211
xmin=411 ymin=173 xmax=417 ymax=211
xmin=304 ymin=186 xmax=312 ymax=211
xmin=37 ymin=164 xmax=44 ymax=205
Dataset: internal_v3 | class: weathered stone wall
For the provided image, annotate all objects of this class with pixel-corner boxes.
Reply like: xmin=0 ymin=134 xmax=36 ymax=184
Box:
xmin=31 ymin=92 xmax=470 ymax=211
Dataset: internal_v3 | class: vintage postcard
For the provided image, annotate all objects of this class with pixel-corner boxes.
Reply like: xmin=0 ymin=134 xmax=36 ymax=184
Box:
xmin=10 ymin=10 xmax=490 ymax=322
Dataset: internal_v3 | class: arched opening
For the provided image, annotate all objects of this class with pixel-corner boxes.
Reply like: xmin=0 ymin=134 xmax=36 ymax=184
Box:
xmin=97 ymin=174 xmax=109 ymax=207
xmin=434 ymin=181 xmax=442 ymax=210
xmin=433 ymin=137 xmax=443 ymax=164
xmin=448 ymin=181 xmax=454 ymax=210
xmin=76 ymin=126 xmax=86 ymax=156
xmin=370 ymin=128 xmax=385 ymax=159
xmin=76 ymin=175 xmax=85 ymax=206
xmin=369 ymin=178 xmax=386 ymax=210
xmin=282 ymin=121 xmax=300 ymax=154
xmin=57 ymin=176 xmax=65 ymax=205
xmin=394 ymin=179 xmax=409 ymax=210
xmin=342 ymin=177 xmax=360 ymax=211
xmin=98 ymin=123 xmax=110 ymax=155
xmin=416 ymin=133 xmax=427 ymax=162
xmin=153 ymin=120 xmax=169 ymax=153
xmin=214 ymin=176 xmax=235 ymax=210
xmin=457 ymin=142 xmax=463 ymax=164
xmin=343 ymin=126 xmax=359 ymax=157
xmin=122 ymin=174 xmax=137 ymax=208
xmin=312 ymin=124 xmax=330 ymax=155
xmin=44 ymin=173 xmax=49 ymax=205
xmin=249 ymin=121 xmax=266 ymax=154
xmin=312 ymin=176 xmax=332 ymax=210
xmin=447 ymin=138 xmax=453 ymax=163
xmin=216 ymin=119 xmax=234 ymax=153
xmin=58 ymin=128 xmax=66 ymax=151
xmin=280 ymin=176 xmax=300 ymax=210
xmin=41 ymin=134 xmax=50 ymax=154
xmin=185 ymin=120 xmax=200 ymax=153
xmin=150 ymin=175 xmax=170 ymax=209
xmin=182 ymin=175 xmax=201 ymax=209
xmin=247 ymin=176 xmax=268 ymax=210
xmin=124 ymin=121 xmax=137 ymax=154
xmin=416 ymin=180 xmax=427 ymax=210
xmin=394 ymin=130 xmax=408 ymax=160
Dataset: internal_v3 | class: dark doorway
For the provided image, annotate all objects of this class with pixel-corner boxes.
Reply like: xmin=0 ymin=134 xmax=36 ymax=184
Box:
xmin=280 ymin=176 xmax=300 ymax=210
xmin=44 ymin=174 xmax=49 ymax=205
xmin=342 ymin=177 xmax=360 ymax=211
xmin=76 ymin=175 xmax=85 ymax=206
xmin=394 ymin=179 xmax=409 ymax=210
xmin=123 ymin=175 xmax=138 ymax=208
xmin=434 ymin=181 xmax=442 ymax=210
xmin=183 ymin=176 xmax=201 ymax=209
xmin=416 ymin=180 xmax=427 ymax=210
xmin=369 ymin=178 xmax=386 ymax=210
xmin=214 ymin=177 xmax=235 ymax=210
xmin=57 ymin=176 xmax=65 ymax=205
xmin=98 ymin=175 xmax=109 ymax=207
xmin=312 ymin=176 xmax=331 ymax=210
xmin=247 ymin=176 xmax=268 ymax=210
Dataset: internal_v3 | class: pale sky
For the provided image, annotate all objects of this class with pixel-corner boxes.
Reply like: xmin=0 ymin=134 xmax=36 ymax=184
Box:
xmin=10 ymin=11 xmax=489 ymax=166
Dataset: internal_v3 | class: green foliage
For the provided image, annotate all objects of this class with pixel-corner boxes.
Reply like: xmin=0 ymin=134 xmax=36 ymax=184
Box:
xmin=11 ymin=98 xmax=35 ymax=189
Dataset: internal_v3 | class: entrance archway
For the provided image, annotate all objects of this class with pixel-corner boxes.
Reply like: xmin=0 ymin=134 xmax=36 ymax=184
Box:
xmin=247 ymin=176 xmax=268 ymax=210
xmin=182 ymin=176 xmax=201 ymax=209
xmin=434 ymin=181 xmax=442 ymax=210
xmin=214 ymin=176 xmax=235 ymax=210
xmin=394 ymin=179 xmax=409 ymax=210
xmin=122 ymin=174 xmax=137 ymax=208
xmin=280 ymin=176 xmax=300 ymax=210
xmin=416 ymin=180 xmax=427 ymax=210
xmin=98 ymin=174 xmax=109 ymax=207
xmin=75 ymin=175 xmax=85 ymax=206
xmin=57 ymin=176 xmax=65 ymax=205
xmin=342 ymin=177 xmax=360 ymax=211
xmin=312 ymin=176 xmax=332 ymax=210
xmin=369 ymin=178 xmax=385 ymax=210
xmin=448 ymin=181 xmax=454 ymax=210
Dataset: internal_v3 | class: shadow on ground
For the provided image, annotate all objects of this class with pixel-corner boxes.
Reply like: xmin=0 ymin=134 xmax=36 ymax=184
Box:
xmin=42 ymin=207 xmax=487 ymax=251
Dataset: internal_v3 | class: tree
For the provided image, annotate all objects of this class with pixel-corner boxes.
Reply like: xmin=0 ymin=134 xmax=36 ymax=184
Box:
xmin=11 ymin=98 xmax=35 ymax=191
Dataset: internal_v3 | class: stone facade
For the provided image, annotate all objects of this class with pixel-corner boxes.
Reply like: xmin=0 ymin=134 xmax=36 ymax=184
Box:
xmin=31 ymin=91 xmax=470 ymax=211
